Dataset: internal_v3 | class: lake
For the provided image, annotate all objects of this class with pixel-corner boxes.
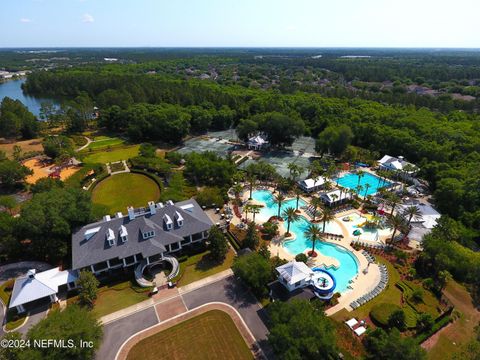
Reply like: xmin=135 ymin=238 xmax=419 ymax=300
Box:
xmin=0 ymin=78 xmax=57 ymax=117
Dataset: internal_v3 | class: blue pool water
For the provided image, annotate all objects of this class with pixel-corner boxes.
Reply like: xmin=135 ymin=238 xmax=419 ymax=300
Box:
xmin=251 ymin=189 xmax=306 ymax=219
xmin=284 ymin=217 xmax=359 ymax=292
xmin=251 ymin=190 xmax=359 ymax=292
xmin=337 ymin=172 xmax=391 ymax=196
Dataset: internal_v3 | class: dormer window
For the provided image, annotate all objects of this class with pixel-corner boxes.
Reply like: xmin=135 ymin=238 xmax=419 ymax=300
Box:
xmin=119 ymin=225 xmax=128 ymax=243
xmin=106 ymin=228 xmax=115 ymax=246
xmin=175 ymin=211 xmax=184 ymax=227
xmin=142 ymin=230 xmax=155 ymax=239
xmin=163 ymin=214 xmax=173 ymax=230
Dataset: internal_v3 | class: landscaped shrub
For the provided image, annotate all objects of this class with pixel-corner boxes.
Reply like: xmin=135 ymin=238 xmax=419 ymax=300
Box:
xmin=370 ymin=303 xmax=402 ymax=327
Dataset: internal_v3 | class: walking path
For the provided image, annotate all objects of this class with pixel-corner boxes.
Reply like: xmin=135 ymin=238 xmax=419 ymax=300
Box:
xmin=75 ymin=136 xmax=92 ymax=152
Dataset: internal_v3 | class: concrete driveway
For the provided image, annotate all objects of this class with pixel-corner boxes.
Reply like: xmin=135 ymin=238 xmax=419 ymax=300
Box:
xmin=97 ymin=275 xmax=273 ymax=360
xmin=96 ymin=307 xmax=158 ymax=360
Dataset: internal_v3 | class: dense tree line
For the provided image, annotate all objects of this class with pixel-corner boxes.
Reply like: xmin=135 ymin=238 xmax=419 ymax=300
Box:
xmin=0 ymin=97 xmax=38 ymax=139
xmin=24 ymin=69 xmax=480 ymax=227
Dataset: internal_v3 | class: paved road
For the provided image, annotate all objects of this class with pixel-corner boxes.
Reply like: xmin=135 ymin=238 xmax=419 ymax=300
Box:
xmin=182 ymin=276 xmax=269 ymax=343
xmin=96 ymin=307 xmax=158 ymax=360
xmin=97 ymin=275 xmax=272 ymax=360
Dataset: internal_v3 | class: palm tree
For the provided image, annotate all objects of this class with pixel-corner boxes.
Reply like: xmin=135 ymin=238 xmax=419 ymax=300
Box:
xmin=356 ymin=185 xmax=363 ymax=196
xmin=308 ymin=160 xmax=324 ymax=179
xmin=293 ymin=187 xmax=303 ymax=211
xmin=387 ymin=214 xmax=405 ymax=244
xmin=388 ymin=193 xmax=401 ymax=216
xmin=402 ymin=205 xmax=422 ymax=226
xmin=364 ymin=183 xmax=371 ymax=198
xmin=247 ymin=174 xmax=256 ymax=200
xmin=231 ymin=183 xmax=243 ymax=199
xmin=273 ymin=193 xmax=286 ymax=219
xmin=357 ymin=170 xmax=365 ymax=187
xmin=310 ymin=196 xmax=323 ymax=222
xmin=304 ymin=223 xmax=322 ymax=257
xmin=288 ymin=163 xmax=302 ymax=182
xmin=319 ymin=207 xmax=335 ymax=234
xmin=283 ymin=207 xmax=299 ymax=236
xmin=250 ymin=204 xmax=262 ymax=223
xmin=243 ymin=203 xmax=251 ymax=220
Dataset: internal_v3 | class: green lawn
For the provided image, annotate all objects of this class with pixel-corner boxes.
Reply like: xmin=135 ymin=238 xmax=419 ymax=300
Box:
xmin=87 ymin=137 xmax=125 ymax=150
xmin=0 ymin=280 xmax=27 ymax=330
xmin=160 ymin=171 xmax=197 ymax=202
xmin=427 ymin=281 xmax=480 ymax=359
xmin=92 ymin=280 xmax=151 ymax=318
xmin=126 ymin=310 xmax=253 ymax=360
xmin=92 ymin=173 xmax=161 ymax=214
xmin=174 ymin=249 xmax=235 ymax=287
xmin=82 ymin=145 xmax=140 ymax=164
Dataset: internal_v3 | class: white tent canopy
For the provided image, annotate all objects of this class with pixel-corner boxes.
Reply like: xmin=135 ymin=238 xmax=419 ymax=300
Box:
xmin=345 ymin=318 xmax=358 ymax=329
xmin=354 ymin=326 xmax=367 ymax=336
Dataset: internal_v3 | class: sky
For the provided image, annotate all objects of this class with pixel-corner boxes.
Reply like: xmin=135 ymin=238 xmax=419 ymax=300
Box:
xmin=1 ymin=0 xmax=479 ymax=48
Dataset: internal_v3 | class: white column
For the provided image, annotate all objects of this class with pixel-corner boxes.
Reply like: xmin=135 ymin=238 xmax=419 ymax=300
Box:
xmin=17 ymin=304 xmax=25 ymax=313
xmin=107 ymin=260 xmax=111 ymax=269
xmin=90 ymin=265 xmax=95 ymax=273
xmin=123 ymin=259 xmax=127 ymax=267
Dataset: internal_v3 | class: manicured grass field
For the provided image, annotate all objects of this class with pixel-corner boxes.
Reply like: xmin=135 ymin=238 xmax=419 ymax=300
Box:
xmin=82 ymin=145 xmax=139 ymax=164
xmin=92 ymin=280 xmax=151 ymax=318
xmin=174 ymin=249 xmax=235 ymax=287
xmin=92 ymin=173 xmax=160 ymax=214
xmin=126 ymin=310 xmax=253 ymax=360
xmin=87 ymin=137 xmax=125 ymax=150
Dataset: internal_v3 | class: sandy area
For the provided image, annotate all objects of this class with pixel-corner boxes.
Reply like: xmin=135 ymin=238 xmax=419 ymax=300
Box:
xmin=23 ymin=158 xmax=81 ymax=184
xmin=0 ymin=138 xmax=44 ymax=158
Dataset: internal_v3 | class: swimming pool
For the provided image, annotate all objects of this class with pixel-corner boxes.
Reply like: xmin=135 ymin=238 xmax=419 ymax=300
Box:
xmin=251 ymin=190 xmax=359 ymax=292
xmin=336 ymin=172 xmax=391 ymax=196
xmin=251 ymin=189 xmax=306 ymax=220
xmin=283 ymin=216 xmax=359 ymax=292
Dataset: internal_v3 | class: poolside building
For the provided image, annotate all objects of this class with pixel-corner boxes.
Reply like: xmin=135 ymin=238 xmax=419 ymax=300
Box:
xmin=298 ymin=177 xmax=328 ymax=193
xmin=71 ymin=199 xmax=213 ymax=275
xmin=274 ymin=261 xmax=336 ymax=300
xmin=399 ymin=201 xmax=441 ymax=243
xmin=8 ymin=268 xmax=78 ymax=313
xmin=378 ymin=155 xmax=418 ymax=174
xmin=320 ymin=189 xmax=352 ymax=206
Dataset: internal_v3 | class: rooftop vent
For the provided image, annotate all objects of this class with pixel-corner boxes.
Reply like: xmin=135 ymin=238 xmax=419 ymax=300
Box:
xmin=166 ymin=200 xmax=174 ymax=206
xmin=127 ymin=206 xmax=135 ymax=220
xmin=156 ymin=202 xmax=164 ymax=209
xmin=27 ymin=269 xmax=36 ymax=279
xmin=103 ymin=215 xmax=111 ymax=222
xmin=148 ymin=201 xmax=156 ymax=215
xmin=115 ymin=212 xmax=123 ymax=218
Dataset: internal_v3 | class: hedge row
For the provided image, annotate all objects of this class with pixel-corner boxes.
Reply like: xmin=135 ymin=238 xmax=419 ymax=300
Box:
xmin=415 ymin=310 xmax=453 ymax=344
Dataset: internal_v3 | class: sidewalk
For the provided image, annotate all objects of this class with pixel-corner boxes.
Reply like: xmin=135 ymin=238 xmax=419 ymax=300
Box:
xmin=100 ymin=269 xmax=233 ymax=325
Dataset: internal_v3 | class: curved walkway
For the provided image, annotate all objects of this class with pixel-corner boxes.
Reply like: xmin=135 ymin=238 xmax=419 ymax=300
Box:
xmin=115 ymin=302 xmax=260 ymax=360
xmin=134 ymin=256 xmax=180 ymax=287
xmin=75 ymin=136 xmax=92 ymax=152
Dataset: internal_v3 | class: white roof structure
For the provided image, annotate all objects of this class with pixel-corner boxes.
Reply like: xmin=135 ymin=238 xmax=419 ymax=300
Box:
xmin=247 ymin=135 xmax=268 ymax=146
xmin=346 ymin=318 xmax=358 ymax=329
xmin=378 ymin=155 xmax=417 ymax=173
xmin=298 ymin=177 xmax=328 ymax=190
xmin=276 ymin=261 xmax=314 ymax=286
xmin=320 ymin=189 xmax=352 ymax=204
xmin=9 ymin=268 xmax=78 ymax=309
xmin=354 ymin=326 xmax=367 ymax=336
xmin=399 ymin=202 xmax=441 ymax=229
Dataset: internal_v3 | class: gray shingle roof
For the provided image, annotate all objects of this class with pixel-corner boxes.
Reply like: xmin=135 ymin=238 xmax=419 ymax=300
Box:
xmin=71 ymin=199 xmax=213 ymax=270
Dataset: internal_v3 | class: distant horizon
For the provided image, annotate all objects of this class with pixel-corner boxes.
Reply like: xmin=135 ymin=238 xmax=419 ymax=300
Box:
xmin=1 ymin=0 xmax=478 ymax=48
xmin=1 ymin=46 xmax=480 ymax=50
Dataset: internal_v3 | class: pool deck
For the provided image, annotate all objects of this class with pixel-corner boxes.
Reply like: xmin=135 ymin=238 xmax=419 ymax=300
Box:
xmin=234 ymin=186 xmax=386 ymax=315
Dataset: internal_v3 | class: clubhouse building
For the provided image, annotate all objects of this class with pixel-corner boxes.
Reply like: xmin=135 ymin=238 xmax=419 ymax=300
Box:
xmin=71 ymin=199 xmax=213 ymax=274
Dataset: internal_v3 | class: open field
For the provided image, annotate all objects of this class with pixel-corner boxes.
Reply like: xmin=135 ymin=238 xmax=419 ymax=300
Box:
xmin=175 ymin=249 xmax=235 ymax=287
xmin=426 ymin=281 xmax=480 ymax=359
xmin=82 ymin=145 xmax=140 ymax=164
xmin=92 ymin=172 xmax=161 ymax=214
xmin=86 ymin=136 xmax=125 ymax=150
xmin=23 ymin=158 xmax=81 ymax=184
xmin=0 ymin=138 xmax=43 ymax=157
xmin=126 ymin=310 xmax=253 ymax=360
